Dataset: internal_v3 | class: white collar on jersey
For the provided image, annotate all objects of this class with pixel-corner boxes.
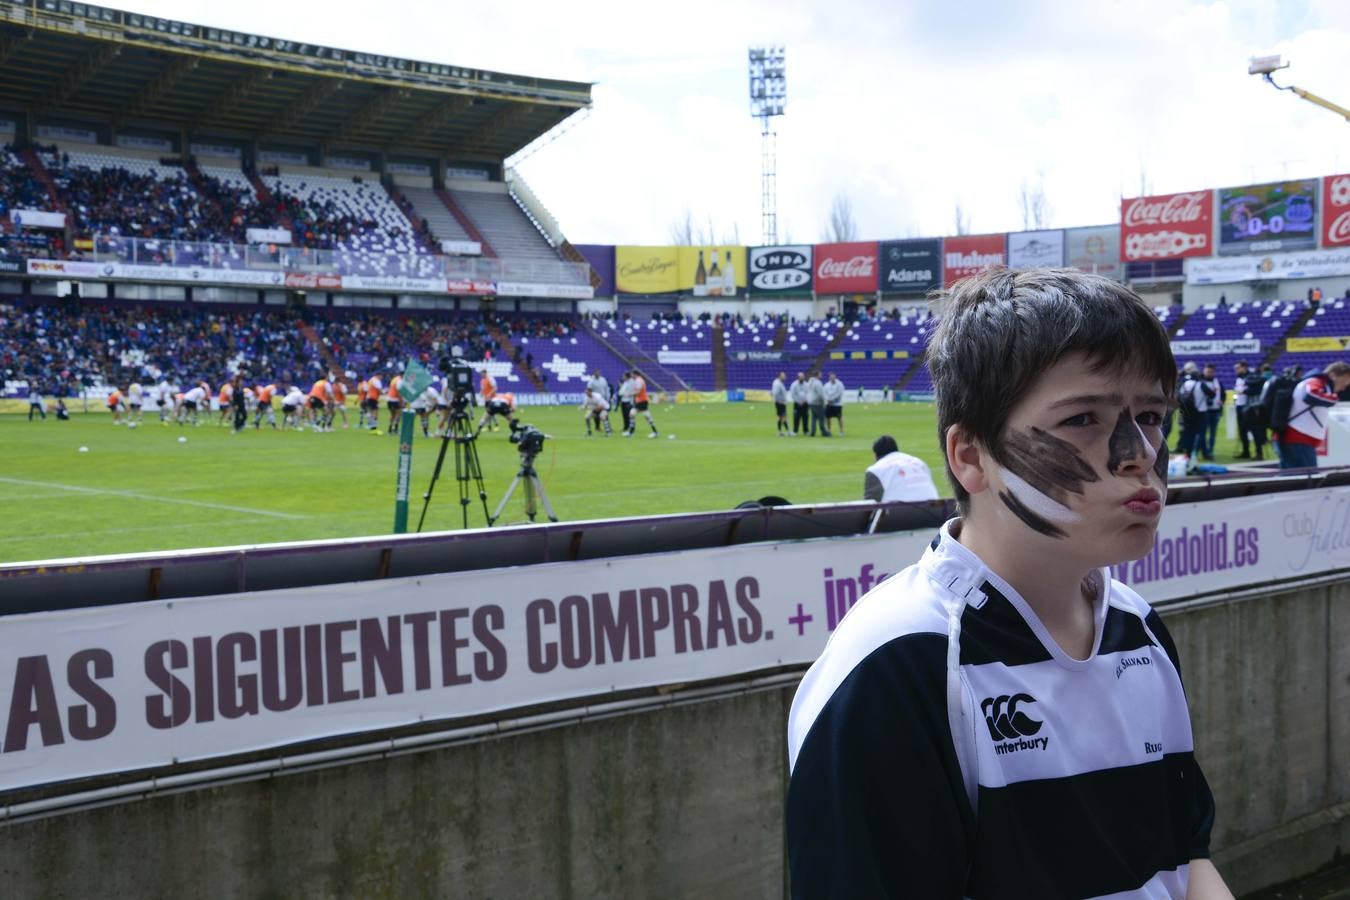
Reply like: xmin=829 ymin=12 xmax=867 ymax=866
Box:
xmin=920 ymin=519 xmax=992 ymax=609
xmin=919 ymin=518 xmax=1113 ymax=668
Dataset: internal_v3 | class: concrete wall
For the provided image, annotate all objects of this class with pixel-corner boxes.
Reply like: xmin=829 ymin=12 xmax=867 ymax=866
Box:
xmin=1 ymin=582 xmax=1346 ymax=897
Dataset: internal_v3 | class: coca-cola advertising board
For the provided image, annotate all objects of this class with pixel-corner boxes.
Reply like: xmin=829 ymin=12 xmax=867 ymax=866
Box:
xmin=943 ymin=234 xmax=1006 ymax=288
xmin=1322 ymin=174 xmax=1350 ymax=248
xmin=1119 ymin=190 xmax=1213 ymax=262
xmin=813 ymin=241 xmax=878 ymax=293
xmin=879 ymin=239 xmax=941 ymax=294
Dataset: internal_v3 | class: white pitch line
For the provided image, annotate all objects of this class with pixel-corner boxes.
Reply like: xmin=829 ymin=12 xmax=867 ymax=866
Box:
xmin=0 ymin=476 xmax=306 ymax=520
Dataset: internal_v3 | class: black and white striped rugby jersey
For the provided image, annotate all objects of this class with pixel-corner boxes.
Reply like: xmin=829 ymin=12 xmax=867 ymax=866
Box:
xmin=787 ymin=520 xmax=1215 ymax=899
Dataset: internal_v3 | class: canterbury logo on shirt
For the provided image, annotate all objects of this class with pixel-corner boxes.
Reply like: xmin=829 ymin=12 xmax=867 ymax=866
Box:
xmin=981 ymin=693 xmax=1050 ymax=754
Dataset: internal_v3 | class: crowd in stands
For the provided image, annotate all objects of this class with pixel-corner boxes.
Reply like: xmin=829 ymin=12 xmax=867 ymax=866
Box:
xmin=52 ymin=159 xmax=223 ymax=243
xmin=0 ymin=300 xmax=541 ymax=399
xmin=0 ymin=145 xmax=51 ymax=217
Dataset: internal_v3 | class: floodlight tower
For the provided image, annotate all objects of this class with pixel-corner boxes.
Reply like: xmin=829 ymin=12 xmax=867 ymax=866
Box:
xmin=749 ymin=46 xmax=786 ymax=244
xmin=1249 ymin=55 xmax=1349 ymax=123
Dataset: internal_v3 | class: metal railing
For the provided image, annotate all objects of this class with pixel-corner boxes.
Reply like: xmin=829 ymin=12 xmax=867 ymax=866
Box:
xmin=81 ymin=234 xmax=591 ymax=285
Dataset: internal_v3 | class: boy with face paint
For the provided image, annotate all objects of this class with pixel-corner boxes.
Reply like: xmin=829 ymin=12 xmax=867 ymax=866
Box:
xmin=787 ymin=269 xmax=1229 ymax=898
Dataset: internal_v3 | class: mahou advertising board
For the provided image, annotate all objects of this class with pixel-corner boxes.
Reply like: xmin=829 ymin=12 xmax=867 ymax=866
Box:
xmin=943 ymin=234 xmax=1006 ymax=287
xmin=1323 ymin=174 xmax=1350 ymax=248
xmin=813 ymin=241 xmax=878 ymax=293
xmin=1120 ymin=190 xmax=1213 ymax=261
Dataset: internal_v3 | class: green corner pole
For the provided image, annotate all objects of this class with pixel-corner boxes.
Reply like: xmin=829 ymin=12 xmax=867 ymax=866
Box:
xmin=393 ymin=408 xmax=416 ymax=533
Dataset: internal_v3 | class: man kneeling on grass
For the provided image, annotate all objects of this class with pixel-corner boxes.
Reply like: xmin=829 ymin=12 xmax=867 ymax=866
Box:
xmin=787 ymin=268 xmax=1231 ymax=898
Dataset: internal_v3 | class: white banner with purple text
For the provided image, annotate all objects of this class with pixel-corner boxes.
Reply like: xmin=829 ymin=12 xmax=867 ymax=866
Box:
xmin=3 ymin=486 xmax=1349 ymax=791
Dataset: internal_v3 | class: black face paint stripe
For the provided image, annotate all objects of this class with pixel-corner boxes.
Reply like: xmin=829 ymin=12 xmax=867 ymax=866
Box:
xmin=998 ymin=490 xmax=1068 ymax=539
xmin=999 ymin=427 xmax=1100 ymax=508
xmin=1107 ymin=407 xmax=1149 ymax=475
xmin=1153 ymin=438 xmax=1169 ymax=485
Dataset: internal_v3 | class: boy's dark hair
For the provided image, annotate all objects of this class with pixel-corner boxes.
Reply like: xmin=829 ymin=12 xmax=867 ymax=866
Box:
xmin=928 ymin=268 xmax=1176 ymax=511
xmin=873 ymin=434 xmax=899 ymax=458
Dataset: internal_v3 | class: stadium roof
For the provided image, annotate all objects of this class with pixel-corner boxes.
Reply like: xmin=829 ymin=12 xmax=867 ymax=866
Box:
xmin=0 ymin=0 xmax=592 ymax=161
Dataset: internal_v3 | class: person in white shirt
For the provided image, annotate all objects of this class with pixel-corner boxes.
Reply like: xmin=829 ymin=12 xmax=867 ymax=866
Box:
xmin=823 ymin=372 xmax=846 ymax=437
xmin=582 ymin=387 xmax=612 ymax=436
xmin=788 ymin=372 xmax=810 ymax=435
xmin=863 ymin=435 xmax=939 ymax=502
xmin=156 ymin=379 xmax=172 ymax=422
xmin=587 ymin=370 xmax=610 ymax=405
xmin=617 ymin=371 xmax=637 ymax=434
xmin=178 ymin=383 xmax=208 ymax=426
xmin=127 ymin=381 xmax=144 ymax=423
xmin=806 ymin=374 xmax=829 ymax=437
xmin=411 ymin=384 xmax=442 ymax=437
xmin=771 ymin=372 xmax=790 ymax=436
xmin=281 ymin=386 xmax=306 ymax=430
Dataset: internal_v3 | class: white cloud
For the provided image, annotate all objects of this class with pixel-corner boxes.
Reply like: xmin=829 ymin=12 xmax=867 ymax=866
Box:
xmin=104 ymin=0 xmax=1350 ymax=244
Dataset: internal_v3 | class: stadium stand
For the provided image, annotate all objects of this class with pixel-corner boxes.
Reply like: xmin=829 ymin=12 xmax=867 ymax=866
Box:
xmin=0 ymin=298 xmax=553 ymax=399
xmin=397 ymin=185 xmax=476 ymax=247
xmin=446 ymin=186 xmax=558 ymax=260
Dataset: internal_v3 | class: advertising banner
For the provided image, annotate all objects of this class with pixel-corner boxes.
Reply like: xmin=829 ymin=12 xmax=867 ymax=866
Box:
xmin=575 ymin=244 xmax=616 ymax=297
xmin=245 ymin=227 xmax=292 ymax=246
xmin=447 ymin=279 xmax=497 ymax=295
xmin=1170 ymin=339 xmax=1261 ymax=356
xmin=1120 ymin=190 xmax=1213 ymax=261
xmin=116 ymin=264 xmax=285 ymax=287
xmin=1218 ymin=178 xmax=1319 ymax=254
xmin=1006 ymin=229 xmax=1064 ymax=268
xmin=943 ymin=234 xmax=1006 ymax=287
xmin=0 ymin=530 xmax=931 ymax=791
xmin=1286 ymin=337 xmax=1350 ymax=352
xmin=284 ymin=273 xmax=343 ymax=290
xmin=879 ymin=239 xmax=941 ymax=295
xmin=749 ymin=245 xmax=813 ymax=293
xmin=0 ymin=256 xmax=24 ymax=274
xmin=441 ymin=240 xmax=482 ymax=256
xmin=616 ymin=246 xmax=679 ymax=294
xmin=26 ymin=259 xmax=104 ymax=278
xmin=1065 ymin=225 xmax=1121 ymax=278
xmin=676 ymin=246 xmax=746 ymax=297
xmin=340 ymin=274 xmax=444 ymax=293
xmin=813 ymin=241 xmax=878 ymax=293
xmin=657 ymin=350 xmax=712 ymax=365
xmin=4 ymin=486 xmax=1350 ymax=792
xmin=9 ymin=209 xmax=66 ymax=230
xmin=495 ymin=281 xmax=593 ymax=300
xmin=732 ymin=350 xmax=784 ymax=362
xmin=1322 ymin=174 xmax=1350 ymax=248
xmin=1185 ymin=247 xmax=1350 ymax=285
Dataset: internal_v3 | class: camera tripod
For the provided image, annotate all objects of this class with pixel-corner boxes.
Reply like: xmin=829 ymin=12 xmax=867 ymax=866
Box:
xmin=489 ymin=449 xmax=558 ymax=525
xmin=417 ymin=405 xmax=491 ymax=531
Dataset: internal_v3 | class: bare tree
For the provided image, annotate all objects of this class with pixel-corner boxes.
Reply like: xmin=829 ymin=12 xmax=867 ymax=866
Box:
xmin=669 ymin=209 xmax=695 ymax=245
xmin=1019 ymin=176 xmax=1052 ymax=230
xmin=953 ymin=201 xmax=971 ymax=236
xmin=822 ymin=193 xmax=858 ymax=242
xmin=1137 ymin=156 xmax=1152 ymax=198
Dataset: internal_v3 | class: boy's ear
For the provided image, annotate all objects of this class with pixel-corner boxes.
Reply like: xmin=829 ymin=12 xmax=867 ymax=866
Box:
xmin=945 ymin=423 xmax=991 ymax=497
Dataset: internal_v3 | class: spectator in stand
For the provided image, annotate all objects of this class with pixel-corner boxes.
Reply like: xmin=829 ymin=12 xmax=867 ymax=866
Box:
xmin=1276 ymin=362 xmax=1350 ymax=469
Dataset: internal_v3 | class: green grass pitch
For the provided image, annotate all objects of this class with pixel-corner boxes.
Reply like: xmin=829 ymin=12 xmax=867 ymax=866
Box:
xmin=0 ymin=402 xmax=950 ymax=564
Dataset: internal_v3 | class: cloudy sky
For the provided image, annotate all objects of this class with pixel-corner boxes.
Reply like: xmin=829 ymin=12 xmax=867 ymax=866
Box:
xmin=115 ymin=0 xmax=1349 ymax=245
